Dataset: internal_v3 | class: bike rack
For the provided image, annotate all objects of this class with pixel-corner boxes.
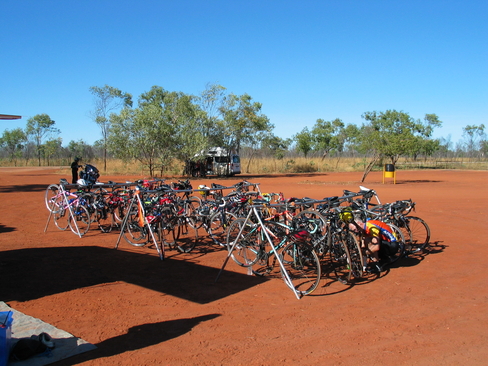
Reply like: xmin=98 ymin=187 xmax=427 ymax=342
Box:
xmin=216 ymin=203 xmax=301 ymax=300
xmin=44 ymin=182 xmax=84 ymax=238
xmin=114 ymin=187 xmax=164 ymax=260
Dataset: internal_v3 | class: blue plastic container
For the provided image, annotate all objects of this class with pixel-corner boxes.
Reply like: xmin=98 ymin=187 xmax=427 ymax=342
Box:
xmin=0 ymin=311 xmax=13 ymax=366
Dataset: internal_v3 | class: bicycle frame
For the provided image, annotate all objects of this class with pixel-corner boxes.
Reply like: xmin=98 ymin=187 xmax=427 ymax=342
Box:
xmin=44 ymin=183 xmax=85 ymax=238
xmin=114 ymin=188 xmax=164 ymax=260
xmin=217 ymin=203 xmax=302 ymax=300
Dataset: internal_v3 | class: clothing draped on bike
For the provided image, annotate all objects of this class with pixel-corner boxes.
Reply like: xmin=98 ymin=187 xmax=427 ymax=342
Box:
xmin=364 ymin=220 xmax=399 ymax=257
xmin=363 ymin=220 xmax=396 ymax=242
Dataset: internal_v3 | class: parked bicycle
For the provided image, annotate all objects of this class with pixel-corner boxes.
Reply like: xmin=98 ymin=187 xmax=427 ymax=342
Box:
xmin=226 ymin=208 xmax=321 ymax=297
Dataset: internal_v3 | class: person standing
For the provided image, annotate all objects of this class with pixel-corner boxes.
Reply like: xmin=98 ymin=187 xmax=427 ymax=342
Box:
xmin=71 ymin=157 xmax=82 ymax=184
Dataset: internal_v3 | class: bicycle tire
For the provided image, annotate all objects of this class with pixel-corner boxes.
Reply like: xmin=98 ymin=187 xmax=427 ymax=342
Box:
xmin=54 ymin=207 xmax=70 ymax=231
xmin=227 ymin=218 xmax=261 ymax=267
xmin=122 ymin=207 xmax=149 ymax=246
xmin=45 ymin=184 xmax=60 ymax=212
xmin=405 ymin=216 xmax=431 ymax=253
xmin=328 ymin=232 xmax=353 ymax=284
xmin=183 ymin=198 xmax=201 ymax=228
xmin=252 ymin=221 xmax=291 ymax=276
xmin=124 ymin=221 xmax=149 ymax=246
xmin=96 ymin=205 xmax=113 ymax=233
xmin=343 ymin=231 xmax=364 ymax=279
xmin=68 ymin=205 xmax=91 ymax=236
xmin=113 ymin=191 xmax=132 ymax=223
xmin=294 ymin=209 xmax=329 ymax=256
xmin=279 ymin=240 xmax=321 ymax=296
xmin=252 ymin=220 xmax=289 ymax=276
xmin=174 ymin=217 xmax=198 ymax=253
xmin=187 ymin=195 xmax=202 ymax=209
xmin=79 ymin=192 xmax=97 ymax=224
xmin=114 ymin=203 xmax=127 ymax=223
xmin=208 ymin=211 xmax=237 ymax=247
xmin=390 ymin=217 xmax=412 ymax=253
xmin=382 ymin=223 xmax=406 ymax=266
xmin=159 ymin=207 xmax=178 ymax=248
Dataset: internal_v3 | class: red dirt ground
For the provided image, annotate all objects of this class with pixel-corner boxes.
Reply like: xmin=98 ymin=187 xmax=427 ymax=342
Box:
xmin=1 ymin=168 xmax=487 ymax=365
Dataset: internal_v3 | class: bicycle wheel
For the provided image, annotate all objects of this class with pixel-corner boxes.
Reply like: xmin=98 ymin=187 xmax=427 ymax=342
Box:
xmin=279 ymin=240 xmax=321 ymax=296
xmin=187 ymin=195 xmax=202 ymax=210
xmin=343 ymin=231 xmax=364 ymax=279
xmin=391 ymin=217 xmax=412 ymax=253
xmin=45 ymin=184 xmax=60 ymax=212
xmin=179 ymin=198 xmax=200 ymax=230
xmin=208 ymin=211 xmax=237 ymax=247
xmin=294 ymin=210 xmax=328 ymax=237
xmin=294 ymin=209 xmax=329 ymax=256
xmin=114 ymin=202 xmax=127 ymax=223
xmin=175 ymin=218 xmax=198 ymax=253
xmin=85 ymin=193 xmax=99 ymax=224
xmin=160 ymin=207 xmax=178 ymax=248
xmin=113 ymin=192 xmax=132 ymax=223
xmin=227 ymin=218 xmax=261 ymax=267
xmin=96 ymin=205 xmax=113 ymax=233
xmin=68 ymin=205 xmax=91 ymax=236
xmin=122 ymin=206 xmax=149 ymax=246
xmin=381 ymin=224 xmax=406 ymax=266
xmin=252 ymin=220 xmax=288 ymax=276
xmin=54 ymin=207 xmax=70 ymax=230
xmin=405 ymin=216 xmax=430 ymax=253
xmin=123 ymin=219 xmax=149 ymax=246
xmin=327 ymin=232 xmax=352 ymax=284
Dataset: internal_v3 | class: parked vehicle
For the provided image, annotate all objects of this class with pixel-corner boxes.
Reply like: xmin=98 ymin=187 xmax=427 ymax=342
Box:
xmin=186 ymin=147 xmax=241 ymax=177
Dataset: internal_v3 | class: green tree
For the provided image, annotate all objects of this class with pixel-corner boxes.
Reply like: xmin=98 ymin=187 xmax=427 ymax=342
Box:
xmin=342 ymin=123 xmax=361 ymax=154
xmin=294 ymin=127 xmax=313 ymax=157
xmin=108 ymin=85 xmax=207 ymax=176
xmin=162 ymin=91 xmax=207 ymax=164
xmin=261 ymin=134 xmax=291 ymax=160
xmin=25 ymin=114 xmax=60 ymax=166
xmin=43 ymin=138 xmax=63 ymax=166
xmin=311 ymin=118 xmax=346 ymax=160
xmin=218 ymin=93 xmax=273 ymax=154
xmin=136 ymin=86 xmax=208 ymax=174
xmin=198 ymin=83 xmax=227 ymax=148
xmin=462 ymin=124 xmax=486 ymax=157
xmin=358 ymin=110 xmax=442 ymax=181
xmin=480 ymin=140 xmax=488 ymax=157
xmin=0 ymin=128 xmax=27 ymax=165
xmin=108 ymin=104 xmax=176 ymax=177
xmin=67 ymin=139 xmax=94 ymax=161
xmin=89 ymin=85 xmax=133 ymax=172
xmin=415 ymin=138 xmax=441 ymax=161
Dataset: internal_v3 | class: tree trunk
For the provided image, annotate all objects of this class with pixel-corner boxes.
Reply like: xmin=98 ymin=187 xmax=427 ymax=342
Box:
xmin=321 ymin=150 xmax=330 ymax=161
xmin=335 ymin=156 xmax=341 ymax=169
xmin=103 ymin=146 xmax=107 ymax=172
xmin=246 ymin=151 xmax=256 ymax=174
xmin=361 ymin=154 xmax=380 ymax=182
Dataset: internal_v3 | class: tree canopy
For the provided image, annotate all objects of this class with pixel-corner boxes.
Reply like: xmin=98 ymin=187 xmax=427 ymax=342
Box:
xmin=5 ymin=83 xmax=476 ymax=179
xmin=89 ymin=85 xmax=133 ymax=171
xmin=356 ymin=110 xmax=442 ymax=181
xmin=0 ymin=128 xmax=27 ymax=164
xmin=25 ymin=114 xmax=59 ymax=166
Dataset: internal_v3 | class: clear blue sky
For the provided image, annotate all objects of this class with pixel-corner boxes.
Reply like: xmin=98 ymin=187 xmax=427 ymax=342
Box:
xmin=2 ymin=0 xmax=487 ymax=148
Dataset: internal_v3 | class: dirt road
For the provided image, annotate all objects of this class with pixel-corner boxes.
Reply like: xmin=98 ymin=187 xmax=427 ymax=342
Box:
xmin=1 ymin=168 xmax=487 ymax=365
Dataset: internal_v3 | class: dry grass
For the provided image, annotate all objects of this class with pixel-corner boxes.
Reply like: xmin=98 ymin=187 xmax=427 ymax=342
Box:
xmin=241 ymin=156 xmax=364 ymax=174
xmin=1 ymin=156 xmax=487 ymax=177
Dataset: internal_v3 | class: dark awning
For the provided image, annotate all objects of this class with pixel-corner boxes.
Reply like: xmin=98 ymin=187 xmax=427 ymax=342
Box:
xmin=0 ymin=114 xmax=22 ymax=120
